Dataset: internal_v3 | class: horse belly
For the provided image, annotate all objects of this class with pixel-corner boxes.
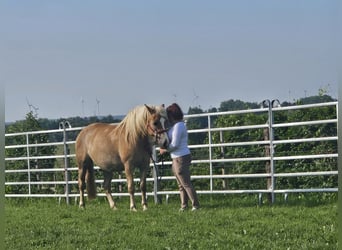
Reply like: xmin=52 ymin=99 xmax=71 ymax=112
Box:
xmin=94 ymin=156 xmax=124 ymax=172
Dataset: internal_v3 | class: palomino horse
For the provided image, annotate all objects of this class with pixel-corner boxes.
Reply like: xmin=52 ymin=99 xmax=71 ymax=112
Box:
xmin=75 ymin=104 xmax=169 ymax=211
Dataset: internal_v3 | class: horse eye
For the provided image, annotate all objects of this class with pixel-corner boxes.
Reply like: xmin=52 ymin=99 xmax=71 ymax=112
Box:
xmin=153 ymin=121 xmax=159 ymax=126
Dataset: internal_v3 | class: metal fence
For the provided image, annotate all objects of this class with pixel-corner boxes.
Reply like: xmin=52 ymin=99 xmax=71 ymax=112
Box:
xmin=5 ymin=101 xmax=338 ymax=204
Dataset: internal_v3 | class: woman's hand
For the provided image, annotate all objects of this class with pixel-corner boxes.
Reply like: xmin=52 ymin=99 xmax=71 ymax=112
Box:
xmin=159 ymin=148 xmax=168 ymax=155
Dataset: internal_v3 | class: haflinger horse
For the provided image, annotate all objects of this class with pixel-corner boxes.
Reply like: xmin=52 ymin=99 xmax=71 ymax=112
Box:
xmin=75 ymin=104 xmax=169 ymax=211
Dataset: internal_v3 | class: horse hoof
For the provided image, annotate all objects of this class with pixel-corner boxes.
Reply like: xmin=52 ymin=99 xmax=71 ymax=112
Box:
xmin=143 ymin=205 xmax=148 ymax=211
xmin=130 ymin=207 xmax=137 ymax=212
xmin=111 ymin=206 xmax=118 ymax=211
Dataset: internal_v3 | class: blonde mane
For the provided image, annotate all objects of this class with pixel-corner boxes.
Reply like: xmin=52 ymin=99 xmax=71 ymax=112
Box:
xmin=116 ymin=105 xmax=165 ymax=145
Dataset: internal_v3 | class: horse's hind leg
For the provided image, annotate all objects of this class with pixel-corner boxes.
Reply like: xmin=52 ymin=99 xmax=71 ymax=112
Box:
xmin=78 ymin=161 xmax=87 ymax=208
xmin=103 ymin=171 xmax=117 ymax=210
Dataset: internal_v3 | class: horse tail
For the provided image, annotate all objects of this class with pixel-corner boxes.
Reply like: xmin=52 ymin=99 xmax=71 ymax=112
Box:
xmin=85 ymin=162 xmax=97 ymax=200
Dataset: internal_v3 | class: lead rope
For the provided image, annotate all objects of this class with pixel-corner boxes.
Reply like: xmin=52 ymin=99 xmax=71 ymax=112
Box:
xmin=150 ymin=152 xmax=164 ymax=183
xmin=158 ymin=154 xmax=164 ymax=183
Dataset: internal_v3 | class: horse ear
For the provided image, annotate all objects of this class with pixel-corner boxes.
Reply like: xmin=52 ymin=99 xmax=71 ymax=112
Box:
xmin=161 ymin=104 xmax=165 ymax=108
xmin=144 ymin=104 xmax=155 ymax=114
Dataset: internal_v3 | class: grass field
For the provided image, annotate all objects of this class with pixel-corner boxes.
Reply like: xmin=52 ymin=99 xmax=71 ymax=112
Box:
xmin=5 ymin=194 xmax=337 ymax=249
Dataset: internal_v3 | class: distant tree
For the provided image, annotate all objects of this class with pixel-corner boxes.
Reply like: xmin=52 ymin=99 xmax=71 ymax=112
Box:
xmin=297 ymin=95 xmax=336 ymax=105
xmin=219 ymin=99 xmax=259 ymax=112
xmin=5 ymin=111 xmax=57 ymax=194
xmin=208 ymin=107 xmax=218 ymax=113
xmin=186 ymin=106 xmax=207 ymax=145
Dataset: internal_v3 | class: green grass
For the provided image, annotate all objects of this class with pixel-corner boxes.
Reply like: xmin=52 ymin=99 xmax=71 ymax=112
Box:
xmin=5 ymin=195 xmax=338 ymax=250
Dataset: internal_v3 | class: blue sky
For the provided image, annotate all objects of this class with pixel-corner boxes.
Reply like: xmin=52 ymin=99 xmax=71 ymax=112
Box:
xmin=1 ymin=1 xmax=339 ymax=122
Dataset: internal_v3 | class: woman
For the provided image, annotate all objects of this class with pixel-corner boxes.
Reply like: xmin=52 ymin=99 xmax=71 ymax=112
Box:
xmin=160 ymin=103 xmax=200 ymax=211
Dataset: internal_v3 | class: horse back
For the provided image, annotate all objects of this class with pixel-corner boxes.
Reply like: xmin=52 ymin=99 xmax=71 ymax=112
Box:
xmin=75 ymin=123 xmax=122 ymax=170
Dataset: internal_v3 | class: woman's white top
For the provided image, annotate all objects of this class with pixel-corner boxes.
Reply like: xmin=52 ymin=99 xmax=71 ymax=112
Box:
xmin=167 ymin=121 xmax=191 ymax=158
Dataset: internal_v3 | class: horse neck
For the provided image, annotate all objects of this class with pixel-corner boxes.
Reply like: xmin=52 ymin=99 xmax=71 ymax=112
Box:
xmin=117 ymin=107 xmax=149 ymax=141
xmin=114 ymin=122 xmax=152 ymax=152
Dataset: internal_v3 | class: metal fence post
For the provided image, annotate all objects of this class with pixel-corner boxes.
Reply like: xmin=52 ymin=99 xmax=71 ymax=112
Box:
xmin=26 ymin=133 xmax=31 ymax=195
xmin=59 ymin=120 xmax=71 ymax=205
xmin=262 ymin=99 xmax=280 ymax=204
xmin=208 ymin=114 xmax=213 ymax=192
xmin=152 ymin=146 xmax=162 ymax=204
xmin=220 ymin=130 xmax=228 ymax=189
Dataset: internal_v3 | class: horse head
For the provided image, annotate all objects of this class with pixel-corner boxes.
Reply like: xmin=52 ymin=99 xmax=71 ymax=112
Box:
xmin=145 ymin=104 xmax=170 ymax=149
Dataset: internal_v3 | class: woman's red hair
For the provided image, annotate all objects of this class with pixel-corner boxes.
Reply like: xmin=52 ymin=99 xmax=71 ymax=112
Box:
xmin=166 ymin=103 xmax=184 ymax=121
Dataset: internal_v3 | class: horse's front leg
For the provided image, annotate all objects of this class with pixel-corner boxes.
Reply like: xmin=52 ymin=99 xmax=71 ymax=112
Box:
xmin=103 ymin=171 xmax=117 ymax=210
xmin=125 ymin=167 xmax=137 ymax=211
xmin=140 ymin=168 xmax=148 ymax=211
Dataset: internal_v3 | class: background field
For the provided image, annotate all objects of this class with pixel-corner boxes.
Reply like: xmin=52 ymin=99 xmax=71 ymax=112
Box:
xmin=5 ymin=194 xmax=337 ymax=249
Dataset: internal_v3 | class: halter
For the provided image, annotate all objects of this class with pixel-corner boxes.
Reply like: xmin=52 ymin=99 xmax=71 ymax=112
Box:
xmin=147 ymin=123 xmax=169 ymax=144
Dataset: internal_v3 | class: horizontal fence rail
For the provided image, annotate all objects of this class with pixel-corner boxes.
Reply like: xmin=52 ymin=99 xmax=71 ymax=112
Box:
xmin=5 ymin=101 xmax=338 ymax=204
